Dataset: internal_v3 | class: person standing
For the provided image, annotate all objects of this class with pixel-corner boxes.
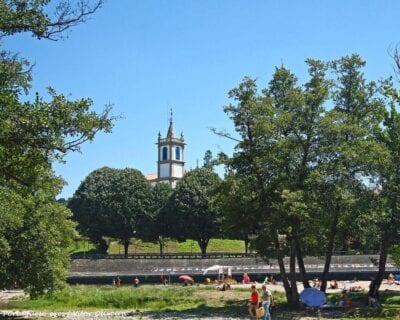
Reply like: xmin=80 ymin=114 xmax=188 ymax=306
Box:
xmin=133 ymin=276 xmax=139 ymax=287
xmin=261 ymin=284 xmax=274 ymax=320
xmin=248 ymin=284 xmax=259 ymax=319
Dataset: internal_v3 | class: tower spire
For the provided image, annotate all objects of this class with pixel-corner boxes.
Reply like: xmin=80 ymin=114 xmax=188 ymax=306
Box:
xmin=167 ymin=107 xmax=175 ymax=138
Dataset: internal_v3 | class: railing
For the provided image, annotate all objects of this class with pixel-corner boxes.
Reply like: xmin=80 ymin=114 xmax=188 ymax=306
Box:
xmin=70 ymin=250 xmax=380 ymax=260
xmin=71 ymin=252 xmax=258 ymax=259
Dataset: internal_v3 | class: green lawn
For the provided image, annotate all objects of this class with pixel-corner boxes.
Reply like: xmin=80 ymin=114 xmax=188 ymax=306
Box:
xmin=3 ymin=285 xmax=400 ymax=319
xmin=105 ymin=238 xmax=245 ymax=255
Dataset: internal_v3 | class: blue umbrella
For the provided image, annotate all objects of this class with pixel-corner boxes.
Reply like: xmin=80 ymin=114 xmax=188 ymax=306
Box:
xmin=300 ymin=288 xmax=326 ymax=307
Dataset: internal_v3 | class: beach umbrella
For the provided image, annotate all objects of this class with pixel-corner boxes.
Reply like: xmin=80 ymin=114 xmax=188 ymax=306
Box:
xmin=202 ymin=265 xmax=232 ymax=275
xmin=300 ymin=288 xmax=326 ymax=307
xmin=179 ymin=275 xmax=194 ymax=283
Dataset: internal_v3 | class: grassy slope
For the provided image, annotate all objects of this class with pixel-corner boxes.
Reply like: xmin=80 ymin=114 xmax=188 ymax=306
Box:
xmin=107 ymin=238 xmax=245 ymax=255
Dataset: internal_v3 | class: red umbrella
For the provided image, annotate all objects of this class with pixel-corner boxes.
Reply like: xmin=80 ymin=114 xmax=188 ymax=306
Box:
xmin=179 ymin=275 xmax=194 ymax=283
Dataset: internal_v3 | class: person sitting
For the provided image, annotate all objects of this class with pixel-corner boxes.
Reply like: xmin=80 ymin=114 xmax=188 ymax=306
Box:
xmin=329 ymin=280 xmax=338 ymax=289
xmin=313 ymin=278 xmax=320 ymax=288
xmin=243 ymin=273 xmax=251 ymax=284
xmin=350 ymin=285 xmax=363 ymax=292
xmin=217 ymin=283 xmax=231 ymax=291
xmin=388 ymin=273 xmax=395 ymax=285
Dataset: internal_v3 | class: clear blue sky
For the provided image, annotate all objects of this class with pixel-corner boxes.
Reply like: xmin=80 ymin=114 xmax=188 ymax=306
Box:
xmin=4 ymin=0 xmax=400 ymax=199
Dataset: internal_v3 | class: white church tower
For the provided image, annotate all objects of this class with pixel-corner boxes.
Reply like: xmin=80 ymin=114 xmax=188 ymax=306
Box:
xmin=155 ymin=112 xmax=185 ymax=188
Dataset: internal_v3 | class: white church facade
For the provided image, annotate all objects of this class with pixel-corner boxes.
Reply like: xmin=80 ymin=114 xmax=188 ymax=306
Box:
xmin=145 ymin=115 xmax=185 ymax=188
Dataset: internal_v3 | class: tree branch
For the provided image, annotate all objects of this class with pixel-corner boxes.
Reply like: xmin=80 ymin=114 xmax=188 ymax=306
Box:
xmin=209 ymin=127 xmax=241 ymax=142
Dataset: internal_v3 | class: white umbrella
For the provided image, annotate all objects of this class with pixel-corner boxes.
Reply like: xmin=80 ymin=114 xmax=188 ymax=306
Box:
xmin=203 ymin=265 xmax=223 ymax=275
xmin=203 ymin=265 xmax=232 ymax=275
xmin=300 ymin=288 xmax=326 ymax=307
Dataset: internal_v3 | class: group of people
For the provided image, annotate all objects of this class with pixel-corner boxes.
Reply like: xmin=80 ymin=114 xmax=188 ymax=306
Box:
xmin=112 ymin=276 xmax=140 ymax=287
xmin=249 ymin=284 xmax=274 ymax=320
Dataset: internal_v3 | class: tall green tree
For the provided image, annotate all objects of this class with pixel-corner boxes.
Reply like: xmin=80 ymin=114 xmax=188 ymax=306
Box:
xmin=69 ymin=167 xmax=152 ymax=256
xmin=221 ymin=60 xmax=331 ymax=306
xmin=218 ymin=172 xmax=259 ymax=254
xmin=0 ymin=185 xmax=75 ymax=297
xmin=0 ymin=0 xmax=112 ymax=295
xmin=166 ymin=167 xmax=222 ymax=255
xmin=317 ymin=55 xmax=385 ymax=292
xmin=368 ymin=81 xmax=400 ymax=297
xmin=138 ymin=182 xmax=173 ymax=255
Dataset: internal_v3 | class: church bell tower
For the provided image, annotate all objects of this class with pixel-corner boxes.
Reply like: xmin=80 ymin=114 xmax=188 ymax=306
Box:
xmin=157 ymin=111 xmax=185 ymax=188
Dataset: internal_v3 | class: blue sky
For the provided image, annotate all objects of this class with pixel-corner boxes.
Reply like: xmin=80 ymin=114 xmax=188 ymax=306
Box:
xmin=4 ymin=0 xmax=400 ymax=198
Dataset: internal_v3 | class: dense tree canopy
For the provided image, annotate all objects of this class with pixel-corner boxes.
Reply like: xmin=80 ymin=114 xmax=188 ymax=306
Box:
xmin=219 ymin=55 xmax=393 ymax=306
xmin=69 ymin=167 xmax=152 ymax=256
xmin=138 ymin=182 xmax=173 ymax=255
xmin=164 ymin=167 xmax=222 ymax=255
xmin=0 ymin=0 xmax=111 ymax=296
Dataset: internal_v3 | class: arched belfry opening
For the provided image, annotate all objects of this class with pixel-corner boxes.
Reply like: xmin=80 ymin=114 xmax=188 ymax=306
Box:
xmin=146 ymin=110 xmax=185 ymax=188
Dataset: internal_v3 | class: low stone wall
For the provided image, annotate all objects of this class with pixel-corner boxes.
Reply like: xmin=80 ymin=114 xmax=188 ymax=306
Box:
xmin=68 ymin=255 xmax=397 ymax=279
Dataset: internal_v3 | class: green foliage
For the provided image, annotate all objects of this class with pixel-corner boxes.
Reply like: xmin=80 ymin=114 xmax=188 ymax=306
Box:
xmin=137 ymin=182 xmax=173 ymax=254
xmin=1 ymin=88 xmax=113 ymax=189
xmin=68 ymin=239 xmax=96 ymax=254
xmin=165 ymin=168 xmax=222 ymax=255
xmin=0 ymin=185 xmax=76 ymax=297
xmin=217 ymin=173 xmax=259 ymax=254
xmin=219 ymin=55 xmax=392 ymax=303
xmin=203 ymin=150 xmax=213 ymax=167
xmin=391 ymin=245 xmax=400 ymax=269
xmin=0 ymin=0 xmax=103 ymax=40
xmin=69 ymin=167 xmax=152 ymax=255
xmin=0 ymin=0 xmax=112 ymax=297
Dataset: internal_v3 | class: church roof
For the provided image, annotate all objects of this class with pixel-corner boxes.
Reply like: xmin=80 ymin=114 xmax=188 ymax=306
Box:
xmin=145 ymin=173 xmax=158 ymax=182
xmin=166 ymin=119 xmax=175 ymax=138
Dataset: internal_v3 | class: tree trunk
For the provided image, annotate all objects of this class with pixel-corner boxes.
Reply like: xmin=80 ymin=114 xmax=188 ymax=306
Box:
xmin=321 ymin=207 xmax=340 ymax=293
xmin=289 ymin=239 xmax=299 ymax=308
xmin=98 ymin=238 xmax=109 ymax=254
xmin=158 ymin=238 xmax=164 ymax=256
xmin=244 ymin=239 xmax=249 ymax=255
xmin=123 ymin=239 xmax=130 ymax=257
xmin=274 ymin=235 xmax=292 ymax=304
xmin=369 ymin=231 xmax=390 ymax=299
xmin=198 ymin=239 xmax=209 ymax=256
xmin=277 ymin=254 xmax=292 ymax=304
xmin=295 ymin=236 xmax=310 ymax=288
